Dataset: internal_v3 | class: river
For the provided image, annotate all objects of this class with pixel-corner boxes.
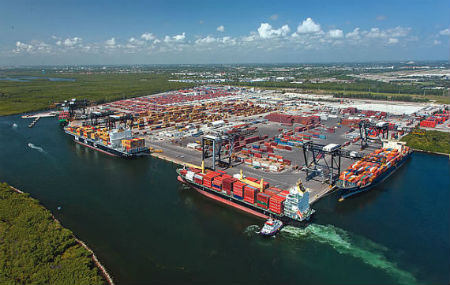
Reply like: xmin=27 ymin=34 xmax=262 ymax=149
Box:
xmin=0 ymin=115 xmax=448 ymax=284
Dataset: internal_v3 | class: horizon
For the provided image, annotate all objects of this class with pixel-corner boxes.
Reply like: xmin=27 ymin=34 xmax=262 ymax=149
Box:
xmin=1 ymin=59 xmax=449 ymax=69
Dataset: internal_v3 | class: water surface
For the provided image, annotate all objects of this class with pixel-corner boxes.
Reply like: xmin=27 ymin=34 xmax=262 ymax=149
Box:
xmin=0 ymin=115 xmax=448 ymax=284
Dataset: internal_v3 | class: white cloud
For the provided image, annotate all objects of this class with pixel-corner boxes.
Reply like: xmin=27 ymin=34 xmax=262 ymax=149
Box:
xmin=14 ymin=41 xmax=33 ymax=53
xmin=270 ymin=14 xmax=279 ymax=20
xmin=387 ymin=38 xmax=399 ymax=44
xmin=296 ymin=18 xmax=321 ymax=34
xmin=241 ymin=33 xmax=258 ymax=42
xmin=130 ymin=37 xmax=144 ymax=45
xmin=365 ymin=27 xmax=410 ymax=39
xmin=195 ymin=35 xmax=217 ymax=45
xmin=165 ymin=32 xmax=186 ymax=43
xmin=63 ymin=37 xmax=82 ymax=47
xmin=439 ymin=28 xmax=449 ymax=36
xmin=376 ymin=15 xmax=387 ymax=21
xmin=195 ymin=35 xmax=236 ymax=46
xmin=366 ymin=28 xmax=384 ymax=38
xmin=105 ymin=37 xmax=116 ymax=48
xmin=173 ymin=32 xmax=185 ymax=41
xmin=13 ymin=40 xmax=51 ymax=54
xmin=7 ymin=23 xmax=422 ymax=59
xmin=328 ymin=29 xmax=343 ymax=38
xmin=217 ymin=25 xmax=225 ymax=32
xmin=141 ymin=32 xmax=155 ymax=41
xmin=221 ymin=36 xmax=236 ymax=45
xmin=346 ymin=28 xmax=360 ymax=39
xmin=433 ymin=39 xmax=441 ymax=45
xmin=257 ymin=23 xmax=290 ymax=39
xmin=387 ymin=27 xmax=410 ymax=37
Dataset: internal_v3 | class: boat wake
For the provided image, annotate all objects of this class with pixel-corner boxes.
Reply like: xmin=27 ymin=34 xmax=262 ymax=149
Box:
xmin=244 ymin=225 xmax=261 ymax=237
xmin=28 ymin=143 xmax=45 ymax=153
xmin=281 ymin=224 xmax=416 ymax=284
xmin=12 ymin=123 xmax=18 ymax=128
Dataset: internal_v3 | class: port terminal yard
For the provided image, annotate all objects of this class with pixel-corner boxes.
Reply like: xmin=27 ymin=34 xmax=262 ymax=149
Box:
xmin=62 ymin=86 xmax=449 ymax=204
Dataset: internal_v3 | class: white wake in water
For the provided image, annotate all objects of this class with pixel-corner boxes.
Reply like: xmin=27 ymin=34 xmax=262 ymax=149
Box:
xmin=280 ymin=224 xmax=416 ymax=284
xmin=28 ymin=143 xmax=45 ymax=153
xmin=12 ymin=123 xmax=18 ymax=128
xmin=244 ymin=225 xmax=261 ymax=237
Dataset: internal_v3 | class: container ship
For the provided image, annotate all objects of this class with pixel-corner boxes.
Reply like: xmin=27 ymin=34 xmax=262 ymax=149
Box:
xmin=336 ymin=140 xmax=412 ymax=200
xmin=177 ymin=165 xmax=314 ymax=227
xmin=64 ymin=125 xmax=149 ymax=158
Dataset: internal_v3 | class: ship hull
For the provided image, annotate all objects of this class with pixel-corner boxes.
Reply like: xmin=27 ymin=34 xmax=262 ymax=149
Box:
xmin=338 ymin=151 xmax=412 ymax=199
xmin=177 ymin=174 xmax=312 ymax=227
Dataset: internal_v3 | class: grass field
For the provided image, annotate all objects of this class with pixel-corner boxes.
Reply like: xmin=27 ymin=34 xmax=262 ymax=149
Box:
xmin=0 ymin=73 xmax=195 ymax=116
xmin=0 ymin=182 xmax=105 ymax=284
xmin=233 ymin=83 xmax=450 ymax=104
xmin=401 ymin=129 xmax=450 ymax=154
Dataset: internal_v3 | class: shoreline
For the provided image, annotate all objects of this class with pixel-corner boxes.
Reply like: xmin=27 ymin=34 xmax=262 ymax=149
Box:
xmin=412 ymin=148 xmax=450 ymax=157
xmin=151 ymin=152 xmax=185 ymax=166
xmin=8 ymin=185 xmax=115 ymax=285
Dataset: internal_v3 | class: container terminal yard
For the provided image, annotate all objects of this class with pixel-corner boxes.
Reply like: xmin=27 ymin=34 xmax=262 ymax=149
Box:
xmin=60 ymin=85 xmax=449 ymax=226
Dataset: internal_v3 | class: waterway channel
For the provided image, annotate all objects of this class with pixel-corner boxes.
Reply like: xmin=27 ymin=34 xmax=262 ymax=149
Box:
xmin=0 ymin=115 xmax=448 ymax=284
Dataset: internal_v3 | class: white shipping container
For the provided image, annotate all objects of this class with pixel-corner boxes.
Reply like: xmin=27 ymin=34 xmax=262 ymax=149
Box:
xmin=186 ymin=171 xmax=195 ymax=182
xmin=269 ymin=165 xmax=279 ymax=171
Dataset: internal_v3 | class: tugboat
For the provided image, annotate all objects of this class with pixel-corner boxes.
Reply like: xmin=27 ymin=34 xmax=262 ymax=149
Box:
xmin=259 ymin=218 xmax=283 ymax=237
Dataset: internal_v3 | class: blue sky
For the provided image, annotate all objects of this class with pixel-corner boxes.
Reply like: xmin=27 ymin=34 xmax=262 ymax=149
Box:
xmin=0 ymin=0 xmax=449 ymax=65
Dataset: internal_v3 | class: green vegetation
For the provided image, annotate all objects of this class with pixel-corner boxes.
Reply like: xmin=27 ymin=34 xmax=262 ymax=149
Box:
xmin=401 ymin=130 xmax=450 ymax=154
xmin=0 ymin=73 xmax=195 ymax=116
xmin=232 ymin=79 xmax=445 ymax=96
xmin=0 ymin=183 xmax=105 ymax=285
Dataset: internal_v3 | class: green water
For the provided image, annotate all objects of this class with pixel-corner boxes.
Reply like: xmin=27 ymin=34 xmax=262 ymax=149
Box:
xmin=0 ymin=115 xmax=449 ymax=284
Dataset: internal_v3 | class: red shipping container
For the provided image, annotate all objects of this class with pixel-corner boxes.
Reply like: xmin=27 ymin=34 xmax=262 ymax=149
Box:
xmin=222 ymin=177 xmax=238 ymax=195
xmin=213 ymin=177 xmax=223 ymax=186
xmin=257 ymin=202 xmax=269 ymax=209
xmin=244 ymin=185 xmax=258 ymax=204
xmin=191 ymin=168 xmax=201 ymax=173
xmin=233 ymin=181 xmax=246 ymax=196
xmin=256 ymin=193 xmax=270 ymax=208
xmin=222 ymin=174 xmax=233 ymax=180
xmin=246 ymin=176 xmax=258 ymax=183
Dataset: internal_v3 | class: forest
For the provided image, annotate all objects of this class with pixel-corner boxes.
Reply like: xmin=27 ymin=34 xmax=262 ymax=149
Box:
xmin=0 ymin=183 xmax=105 ymax=285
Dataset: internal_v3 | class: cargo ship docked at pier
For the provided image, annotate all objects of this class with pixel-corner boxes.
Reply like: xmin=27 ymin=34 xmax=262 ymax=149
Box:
xmin=64 ymin=125 xmax=149 ymax=158
xmin=336 ymin=140 xmax=412 ymax=200
xmin=177 ymin=165 xmax=314 ymax=227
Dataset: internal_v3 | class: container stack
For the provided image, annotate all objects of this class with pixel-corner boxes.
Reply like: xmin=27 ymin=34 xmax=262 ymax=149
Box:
xmin=338 ymin=146 xmax=410 ymax=187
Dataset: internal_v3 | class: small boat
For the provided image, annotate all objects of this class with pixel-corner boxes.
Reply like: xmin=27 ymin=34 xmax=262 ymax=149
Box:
xmin=260 ymin=218 xmax=283 ymax=237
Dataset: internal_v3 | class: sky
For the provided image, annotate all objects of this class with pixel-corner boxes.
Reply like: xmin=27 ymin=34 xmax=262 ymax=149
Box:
xmin=0 ymin=0 xmax=449 ymax=65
